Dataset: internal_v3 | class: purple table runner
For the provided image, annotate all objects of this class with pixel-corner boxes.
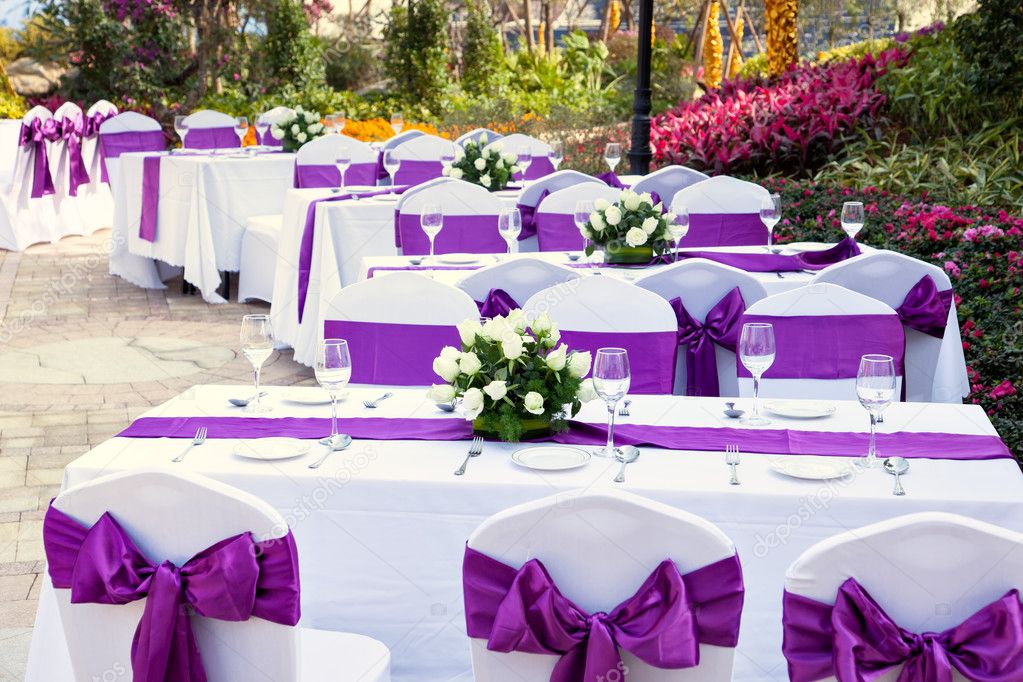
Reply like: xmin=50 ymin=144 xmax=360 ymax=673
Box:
xmin=117 ymin=416 xmax=1012 ymax=461
xmin=138 ymin=155 xmax=163 ymax=242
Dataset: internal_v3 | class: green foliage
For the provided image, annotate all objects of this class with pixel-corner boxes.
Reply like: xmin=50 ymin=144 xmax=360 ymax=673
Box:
xmin=738 ymin=37 xmax=894 ymax=80
xmin=323 ymin=19 xmax=381 ymax=92
xmin=383 ymin=0 xmax=450 ymax=112
xmin=736 ymin=52 xmax=768 ymax=79
xmin=0 ymin=28 xmax=19 ymax=63
xmin=561 ymin=31 xmax=610 ymax=93
xmin=460 ymin=0 xmax=503 ymax=95
xmin=955 ymin=0 xmax=1023 ymax=100
xmin=260 ymin=0 xmax=325 ymax=91
xmin=448 ymin=138 xmax=519 ymax=190
xmin=582 ymin=189 xmax=676 ymax=258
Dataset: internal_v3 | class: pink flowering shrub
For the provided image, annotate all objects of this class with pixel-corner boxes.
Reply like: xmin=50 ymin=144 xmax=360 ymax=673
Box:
xmin=651 ymin=48 xmax=909 ymax=175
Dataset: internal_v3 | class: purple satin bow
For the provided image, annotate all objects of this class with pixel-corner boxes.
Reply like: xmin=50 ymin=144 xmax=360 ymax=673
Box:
xmin=20 ymin=118 xmax=60 ymax=198
xmin=517 ymin=188 xmax=549 ymax=240
xmin=476 ymin=288 xmax=518 ymax=318
xmin=896 ymin=275 xmax=953 ymax=338
xmin=60 ymin=113 xmax=91 ymax=196
xmin=794 ymin=237 xmax=861 ymax=268
xmin=595 ymin=171 xmax=626 ymax=189
xmin=783 ymin=578 xmax=1023 ymax=682
xmin=670 ymin=288 xmax=746 ymax=397
xmin=43 ymin=502 xmax=301 ymax=682
xmin=85 ymin=110 xmax=117 ymax=137
xmin=463 ymin=545 xmax=744 ymax=682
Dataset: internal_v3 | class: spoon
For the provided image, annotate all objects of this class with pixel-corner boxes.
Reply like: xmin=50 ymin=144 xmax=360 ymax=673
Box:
xmin=566 ymin=252 xmax=581 ymax=261
xmin=883 ymin=457 xmax=909 ymax=496
xmin=613 ymin=446 xmax=640 ymax=483
xmin=437 ymin=402 xmax=456 ymax=413
xmin=308 ymin=434 xmax=353 ymax=469
xmin=724 ymin=401 xmax=745 ymax=419
xmin=228 ymin=391 xmax=267 ymax=407
xmin=363 ymin=392 xmax=393 ymax=408
xmin=408 ymin=257 xmax=423 ymax=266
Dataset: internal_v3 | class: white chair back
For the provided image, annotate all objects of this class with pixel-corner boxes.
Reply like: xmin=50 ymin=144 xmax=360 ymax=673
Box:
xmin=785 ymin=512 xmax=1023 ymax=682
xmin=98 ymin=112 xmax=163 ymax=195
xmin=325 ymin=271 xmax=478 ymax=325
xmin=258 ymin=106 xmax=294 ymax=124
xmin=23 ymin=105 xmax=52 ymax=125
xmin=536 ymin=182 xmax=622 ymax=214
xmin=739 ymin=283 xmax=905 ymax=400
xmin=635 ymin=259 xmax=769 ymax=396
xmin=669 ymin=174 xmax=769 ymax=213
xmin=534 ymin=183 xmax=622 ymax=251
xmin=50 ymin=102 xmax=84 ymax=195
xmin=811 ymin=250 xmax=964 ymax=403
xmin=52 ymin=101 xmax=82 ymax=120
xmin=518 ymin=169 xmax=595 ymax=207
xmin=489 ymin=132 xmax=552 ymax=156
xmin=467 ymin=489 xmax=739 ymax=681
xmin=182 ymin=109 xmax=236 ymax=129
xmin=397 ymin=177 xmax=501 ymax=216
xmin=380 ymin=129 xmax=424 ymax=152
xmin=296 ymin=133 xmax=376 ymax=166
xmin=85 ymin=100 xmax=118 ymax=118
xmin=632 ymin=165 xmax=709 ymax=204
xmin=8 ymin=106 xmax=56 ymax=241
xmin=393 ymin=133 xmax=456 ymax=160
xmin=394 ymin=176 xmax=450 ymax=211
xmin=457 ymin=258 xmax=581 ymax=306
xmin=50 ymin=469 xmax=300 ymax=682
xmin=524 ymin=274 xmax=675 ymax=331
xmin=456 ymin=128 xmax=504 ymax=146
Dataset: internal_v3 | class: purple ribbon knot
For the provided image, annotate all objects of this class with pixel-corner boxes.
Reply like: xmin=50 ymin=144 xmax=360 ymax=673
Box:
xmin=20 ymin=118 xmax=59 ymax=198
xmin=670 ymin=287 xmax=746 ymax=397
xmin=59 ymin=113 xmax=91 ymax=195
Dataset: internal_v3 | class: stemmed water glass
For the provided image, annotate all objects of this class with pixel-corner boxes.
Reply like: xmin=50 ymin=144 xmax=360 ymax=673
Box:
xmin=516 ymin=145 xmax=532 ymax=186
xmin=174 ymin=116 xmax=189 ymax=148
xmin=760 ymin=192 xmax=781 ymax=252
xmin=420 ymin=202 xmax=443 ymax=263
xmin=842 ymin=201 xmax=865 ymax=241
xmin=324 ymin=114 xmax=337 ymax=134
xmin=669 ymin=199 xmax=690 ymax=262
xmin=315 ymin=338 xmax=353 ymax=450
xmin=390 ymin=112 xmax=404 ymax=136
xmin=574 ymin=199 xmax=594 ymax=259
xmin=856 ymin=354 xmax=896 ymax=468
xmin=335 ymin=142 xmax=351 ymax=191
xmin=739 ymin=322 xmax=775 ymax=426
xmin=498 ymin=207 xmax=522 ymax=254
xmin=334 ymin=111 xmax=346 ymax=133
xmin=234 ymin=116 xmax=249 ymax=148
xmin=592 ymin=348 xmax=631 ymax=458
xmin=254 ymin=115 xmax=270 ymax=147
xmin=604 ymin=143 xmax=621 ymax=173
xmin=240 ymin=314 xmax=273 ymax=413
xmin=548 ymin=140 xmax=563 ymax=171
xmin=383 ymin=149 xmax=400 ymax=186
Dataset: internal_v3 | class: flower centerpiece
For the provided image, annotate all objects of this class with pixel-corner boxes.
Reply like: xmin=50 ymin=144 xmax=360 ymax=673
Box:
xmin=427 ymin=309 xmax=598 ymax=441
xmin=581 ymin=189 xmax=677 ymax=264
xmin=270 ymin=105 xmax=326 ymax=153
xmin=444 ymin=133 xmax=521 ymax=191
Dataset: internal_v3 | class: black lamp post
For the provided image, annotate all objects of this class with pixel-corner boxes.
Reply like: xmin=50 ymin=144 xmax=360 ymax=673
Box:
xmin=628 ymin=0 xmax=654 ymax=175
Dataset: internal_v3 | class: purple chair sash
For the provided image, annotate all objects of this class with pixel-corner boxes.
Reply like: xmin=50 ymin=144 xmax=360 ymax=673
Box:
xmin=396 ymin=213 xmax=505 ymax=256
xmin=59 ymin=114 xmax=91 ymax=196
xmin=99 ymin=130 xmax=166 ymax=183
xmin=463 ymin=545 xmax=744 ymax=682
xmin=519 ymin=155 xmax=556 ymax=180
xmin=138 ymin=155 xmax=162 ymax=242
xmin=294 ymin=161 xmax=377 ymax=189
xmin=782 ymin=579 xmax=1023 ymax=682
xmin=537 ymin=213 xmax=585 ymax=252
xmin=737 ymin=314 xmax=905 ymax=380
xmin=679 ymin=213 xmax=768 ymax=249
xmin=84 ymin=110 xmax=117 ymax=137
xmin=259 ymin=130 xmax=283 ymax=147
xmin=394 ymin=159 xmax=443 ymax=185
xmin=20 ymin=118 xmax=59 ymax=198
xmin=322 ymin=319 xmax=461 ymax=385
xmin=897 ymin=275 xmax=953 ymax=338
xmin=670 ymin=288 xmax=746 ymax=397
xmin=595 ymin=171 xmax=626 ymax=189
xmin=516 ymin=188 xmax=549 ymax=240
xmin=43 ymin=502 xmax=300 ymax=682
xmin=795 ymin=237 xmax=861 ymax=267
xmin=184 ymin=127 xmax=239 ymax=150
xmin=558 ymin=329 xmax=677 ymax=394
xmin=662 ymin=237 xmax=861 ymax=272
xmin=476 ymin=288 xmax=518 ymax=318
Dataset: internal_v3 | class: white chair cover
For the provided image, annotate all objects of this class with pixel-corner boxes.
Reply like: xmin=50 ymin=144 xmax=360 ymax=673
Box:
xmin=395 ymin=178 xmax=504 ymax=254
xmin=518 ymin=169 xmax=596 ymax=208
xmin=238 ymin=214 xmax=283 ymax=303
xmin=669 ymin=174 xmax=769 ymax=213
xmin=635 ymin=259 xmax=769 ymax=396
xmin=534 ymin=182 xmax=622 ymax=251
xmin=79 ymin=100 xmax=118 ymax=232
xmin=1 ymin=105 xmax=57 ymax=250
xmin=325 ymin=271 xmax=478 ymax=325
xmin=524 ymin=268 xmax=676 ymax=331
xmin=811 ymin=250 xmax=967 ymax=403
xmin=456 ymin=128 xmax=505 ymax=146
xmin=457 ymin=257 xmax=581 ymax=307
xmin=393 ymin=133 xmax=456 ymax=160
xmin=182 ymin=109 xmax=236 ymax=129
xmin=296 ymin=134 xmax=377 ymax=168
xmin=98 ymin=111 xmax=163 ymax=196
xmin=631 ymin=165 xmax=709 ymax=204
xmin=466 ymin=489 xmax=739 ymax=681
xmin=738 ymin=283 xmax=905 ymax=400
xmin=380 ymin=129 xmax=424 ymax=152
xmin=488 ymin=132 xmax=552 ymax=157
xmin=785 ymin=512 xmax=1023 ymax=682
xmin=48 ymin=468 xmax=391 ymax=682
xmin=49 ymin=101 xmax=89 ymax=238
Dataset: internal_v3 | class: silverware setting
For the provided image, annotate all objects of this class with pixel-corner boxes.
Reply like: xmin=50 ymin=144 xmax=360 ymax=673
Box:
xmin=618 ymin=399 xmax=632 ymax=417
xmin=723 ymin=402 xmax=745 ymax=419
xmin=613 ymin=446 xmax=640 ymax=483
xmin=173 ymin=427 xmax=207 ymax=463
xmin=362 ymin=392 xmax=393 ymax=408
xmin=725 ymin=444 xmax=741 ymax=485
xmin=308 ymin=433 xmax=353 ymax=469
xmin=883 ymin=456 xmax=909 ymax=496
xmin=454 ymin=436 xmax=484 ymax=476
xmin=228 ymin=391 xmax=267 ymax=407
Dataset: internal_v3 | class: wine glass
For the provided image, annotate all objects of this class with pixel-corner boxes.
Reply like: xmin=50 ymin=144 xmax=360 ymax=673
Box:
xmin=548 ymin=140 xmax=564 ymax=171
xmin=324 ymin=114 xmax=337 ymax=134
xmin=574 ymin=199 xmax=594 ymax=260
xmin=390 ymin=112 xmax=404 ymax=136
xmin=420 ymin=202 xmax=443 ymax=263
xmin=760 ymin=193 xmax=781 ymax=252
xmin=254 ymin=115 xmax=270 ymax=147
xmin=498 ymin=207 xmax=522 ymax=254
xmin=174 ymin=116 xmax=189 ymax=147
xmin=841 ymin=201 xmax=865 ymax=241
xmin=856 ymin=354 xmax=896 ymax=468
xmin=234 ymin=116 xmax=249 ymax=148
xmin=335 ymin=142 xmax=352 ymax=191
xmin=739 ymin=322 xmax=775 ymax=426
xmin=383 ymin=149 xmax=400 ymax=186
xmin=516 ymin=145 xmax=532 ymax=186
xmin=604 ymin=142 xmax=622 ymax=173
xmin=592 ymin=348 xmax=630 ymax=458
xmin=315 ymin=338 xmax=353 ymax=450
xmin=334 ymin=111 xmax=346 ymax=133
xmin=240 ymin=314 xmax=273 ymax=413
xmin=669 ymin=199 xmax=690 ymax=263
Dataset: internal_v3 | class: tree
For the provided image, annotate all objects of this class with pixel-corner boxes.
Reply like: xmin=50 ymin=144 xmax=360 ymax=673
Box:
xmin=260 ymin=0 xmax=325 ymax=90
xmin=383 ymin=0 xmax=449 ymax=112
xmin=461 ymin=0 xmax=503 ymax=94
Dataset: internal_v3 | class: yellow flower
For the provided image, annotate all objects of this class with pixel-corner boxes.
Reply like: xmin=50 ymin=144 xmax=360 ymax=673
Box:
xmin=703 ymin=1 xmax=723 ymax=90
xmin=765 ymin=0 xmax=798 ymax=77
xmin=728 ymin=13 xmax=745 ymax=79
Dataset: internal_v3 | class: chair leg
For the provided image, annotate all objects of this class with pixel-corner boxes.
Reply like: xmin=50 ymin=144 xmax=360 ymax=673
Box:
xmin=220 ymin=272 xmax=231 ymax=301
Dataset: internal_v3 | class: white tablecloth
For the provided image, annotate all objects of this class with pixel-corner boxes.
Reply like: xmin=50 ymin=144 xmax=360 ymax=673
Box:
xmin=27 ymin=385 xmax=1022 ymax=682
xmin=110 ymin=151 xmax=296 ymax=302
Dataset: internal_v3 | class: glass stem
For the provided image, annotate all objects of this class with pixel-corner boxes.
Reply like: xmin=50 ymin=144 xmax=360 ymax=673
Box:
xmin=752 ymin=374 xmax=761 ymax=420
xmin=768 ymin=229 xmax=773 ymax=250
xmin=606 ymin=401 xmax=617 ymax=452
xmin=330 ymin=393 xmax=339 ymax=438
xmin=429 ymin=236 xmax=435 ymax=259
xmin=867 ymin=412 xmax=877 ymax=463
xmin=674 ymin=237 xmax=681 ymax=263
xmin=252 ymin=365 xmax=262 ymax=410
xmin=340 ymin=168 xmax=345 ymax=189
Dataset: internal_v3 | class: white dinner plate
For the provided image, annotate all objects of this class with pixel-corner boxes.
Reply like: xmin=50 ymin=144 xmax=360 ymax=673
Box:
xmin=372 ymin=194 xmax=400 ymax=202
xmin=764 ymin=400 xmax=836 ymax=419
xmin=233 ymin=438 xmax=310 ymax=461
xmin=436 ymin=253 xmax=480 ymax=265
xmin=512 ymin=446 xmax=590 ymax=471
xmin=282 ymin=388 xmax=347 ymax=405
xmin=769 ymin=456 xmax=855 ymax=480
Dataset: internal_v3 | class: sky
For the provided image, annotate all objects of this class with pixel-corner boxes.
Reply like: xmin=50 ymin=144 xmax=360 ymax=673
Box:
xmin=0 ymin=0 xmax=29 ymax=28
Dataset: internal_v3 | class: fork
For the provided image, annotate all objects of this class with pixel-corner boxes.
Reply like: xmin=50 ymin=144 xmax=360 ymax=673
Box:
xmin=362 ymin=392 xmax=393 ymax=408
xmin=725 ymin=444 xmax=740 ymax=485
xmin=173 ymin=427 xmax=207 ymax=463
xmin=618 ymin=400 xmax=632 ymax=417
xmin=454 ymin=436 xmax=484 ymax=476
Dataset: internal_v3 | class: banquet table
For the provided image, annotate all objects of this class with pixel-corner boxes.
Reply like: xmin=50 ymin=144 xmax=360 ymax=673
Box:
xmin=26 ymin=385 xmax=1022 ymax=682
xmin=110 ymin=150 xmax=296 ymax=302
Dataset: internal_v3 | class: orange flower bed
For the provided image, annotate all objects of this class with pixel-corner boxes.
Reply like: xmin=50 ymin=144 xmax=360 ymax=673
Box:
xmin=341 ymin=118 xmax=444 ymax=143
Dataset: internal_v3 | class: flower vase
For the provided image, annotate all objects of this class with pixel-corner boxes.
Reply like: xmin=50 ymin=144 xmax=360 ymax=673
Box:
xmin=605 ymin=245 xmax=654 ymax=265
xmin=473 ymin=416 xmax=553 ymax=441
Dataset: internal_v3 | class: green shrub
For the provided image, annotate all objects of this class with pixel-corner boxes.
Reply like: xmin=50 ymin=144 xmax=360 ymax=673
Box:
xmin=260 ymin=0 xmax=326 ymax=91
xmin=955 ymin=0 xmax=1023 ymax=100
xmin=383 ymin=0 xmax=450 ymax=113
xmin=460 ymin=0 xmax=503 ymax=95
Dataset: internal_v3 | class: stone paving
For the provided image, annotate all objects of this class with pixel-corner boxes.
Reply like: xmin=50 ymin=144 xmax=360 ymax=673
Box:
xmin=0 ymin=230 xmax=313 ymax=680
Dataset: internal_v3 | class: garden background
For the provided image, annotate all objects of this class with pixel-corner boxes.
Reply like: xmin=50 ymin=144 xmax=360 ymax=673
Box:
xmin=0 ymin=0 xmax=1020 ymax=453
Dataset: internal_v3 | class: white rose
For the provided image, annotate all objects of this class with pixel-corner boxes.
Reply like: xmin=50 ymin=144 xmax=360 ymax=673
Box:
xmin=433 ymin=355 xmax=460 ymax=382
xmin=308 ymin=122 xmax=323 ymax=134
xmin=604 ymin=205 xmax=622 ymax=226
xmin=576 ymin=378 xmax=598 ymax=402
xmin=654 ymin=202 xmax=664 ymax=213
xmin=474 ymin=157 xmax=486 ymax=171
xmin=441 ymin=166 xmax=450 ymax=176
xmin=568 ymin=350 xmax=592 ymax=378
xmin=495 ymin=158 xmax=504 ymax=169
xmin=625 ymin=226 xmax=648 ymax=247
xmin=640 ymin=192 xmax=654 ymax=206
xmin=270 ymin=126 xmax=284 ymax=140
xmin=462 ymin=387 xmax=485 ymax=420
xmin=482 ymin=380 xmax=507 ymax=401
xmin=491 ymin=141 xmax=504 ymax=152
xmin=580 ymin=227 xmax=594 ymax=240
xmin=480 ymin=174 xmax=492 ymax=188
xmin=481 ymin=317 xmax=507 ymax=342
xmin=502 ymin=152 xmax=517 ymax=164
xmin=454 ymin=148 xmax=465 ymax=161
xmin=642 ymin=216 xmax=659 ymax=234
xmin=296 ymin=132 xmax=307 ymax=143
xmin=459 ymin=352 xmax=482 ymax=376
xmin=440 ymin=346 xmax=461 ymax=361
xmin=594 ymin=198 xmax=610 ymax=211
xmin=531 ymin=312 xmax=553 ymax=335
xmin=623 ymin=193 xmax=641 ymax=211
xmin=456 ymin=319 xmax=481 ymax=346
xmin=523 ymin=391 xmax=545 ymax=415
xmin=502 ymin=334 xmax=524 ymax=360
xmin=664 ymin=212 xmax=677 ymax=223
xmin=482 ymin=147 xmax=491 ymax=159
xmin=545 ymin=344 xmax=567 ymax=371
xmin=478 ymin=133 xmax=488 ymax=145
xmin=506 ymin=309 xmax=527 ymax=333
xmin=450 ymin=167 xmax=464 ymax=179
xmin=428 ymin=383 xmax=456 ymax=403
xmin=548 ymin=326 xmax=561 ymax=345
xmin=295 ymin=105 xmax=304 ymax=113
xmin=509 ymin=164 xmax=520 ymax=174
xmin=590 ymin=212 xmax=605 ymax=232
xmin=304 ymin=112 xmax=318 ymax=124
xmin=291 ymin=124 xmax=300 ymax=134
